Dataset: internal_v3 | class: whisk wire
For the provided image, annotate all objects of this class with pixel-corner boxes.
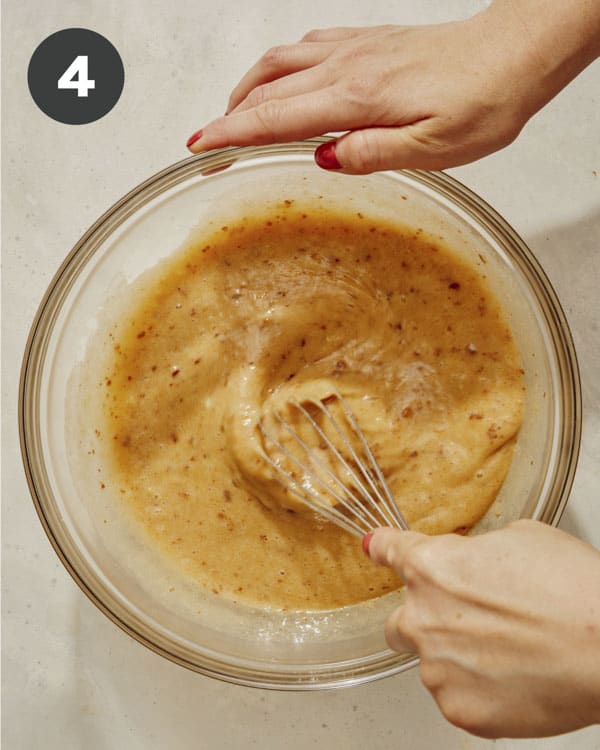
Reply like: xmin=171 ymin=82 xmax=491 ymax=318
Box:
xmin=284 ymin=401 xmax=393 ymax=530
xmin=258 ymin=391 xmax=409 ymax=537
xmin=334 ymin=396 xmax=409 ymax=530
xmin=260 ymin=414 xmax=378 ymax=532
xmin=258 ymin=427 xmax=370 ymax=537
xmin=300 ymin=397 xmax=405 ymax=530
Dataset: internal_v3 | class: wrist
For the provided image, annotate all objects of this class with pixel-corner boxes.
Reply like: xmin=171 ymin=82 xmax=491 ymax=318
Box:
xmin=572 ymin=618 xmax=600 ymax=725
xmin=552 ymin=553 xmax=600 ymax=729
xmin=478 ymin=0 xmax=600 ymax=115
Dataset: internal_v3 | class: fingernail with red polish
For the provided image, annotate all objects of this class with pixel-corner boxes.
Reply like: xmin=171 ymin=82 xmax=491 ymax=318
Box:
xmin=186 ymin=129 xmax=203 ymax=149
xmin=315 ymin=141 xmax=342 ymax=170
xmin=362 ymin=531 xmax=374 ymax=557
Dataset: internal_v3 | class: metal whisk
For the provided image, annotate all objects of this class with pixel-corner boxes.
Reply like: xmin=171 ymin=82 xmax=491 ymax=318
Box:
xmin=259 ymin=392 xmax=409 ymax=538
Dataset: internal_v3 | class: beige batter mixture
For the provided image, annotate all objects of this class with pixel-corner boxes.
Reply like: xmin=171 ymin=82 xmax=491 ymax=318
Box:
xmin=101 ymin=202 xmax=524 ymax=610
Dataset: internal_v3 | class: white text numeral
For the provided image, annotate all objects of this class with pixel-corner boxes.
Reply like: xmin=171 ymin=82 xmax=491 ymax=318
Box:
xmin=57 ymin=55 xmax=95 ymax=97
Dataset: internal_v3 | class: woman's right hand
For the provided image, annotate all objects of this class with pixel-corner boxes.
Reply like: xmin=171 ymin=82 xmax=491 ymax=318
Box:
xmin=365 ymin=520 xmax=600 ymax=739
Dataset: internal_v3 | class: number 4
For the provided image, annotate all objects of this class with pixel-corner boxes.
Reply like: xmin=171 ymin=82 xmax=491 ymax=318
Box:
xmin=58 ymin=55 xmax=95 ymax=97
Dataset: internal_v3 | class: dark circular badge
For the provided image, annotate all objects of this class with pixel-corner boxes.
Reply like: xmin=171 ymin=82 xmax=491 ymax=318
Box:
xmin=28 ymin=28 xmax=124 ymax=125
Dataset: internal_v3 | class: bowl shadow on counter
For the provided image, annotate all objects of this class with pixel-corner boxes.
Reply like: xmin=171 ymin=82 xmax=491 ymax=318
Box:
xmin=526 ymin=207 xmax=600 ymax=410
xmin=69 ymin=590 xmax=474 ymax=750
xmin=527 ymin=207 xmax=600 ymax=545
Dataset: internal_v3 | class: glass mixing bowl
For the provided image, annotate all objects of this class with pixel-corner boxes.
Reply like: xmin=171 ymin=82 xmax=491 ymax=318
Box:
xmin=19 ymin=140 xmax=581 ymax=689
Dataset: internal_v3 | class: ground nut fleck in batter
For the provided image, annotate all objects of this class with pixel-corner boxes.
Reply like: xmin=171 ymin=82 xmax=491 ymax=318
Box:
xmin=102 ymin=203 xmax=524 ymax=610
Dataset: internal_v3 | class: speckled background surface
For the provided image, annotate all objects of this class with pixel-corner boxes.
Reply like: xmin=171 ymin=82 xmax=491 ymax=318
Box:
xmin=2 ymin=1 xmax=599 ymax=747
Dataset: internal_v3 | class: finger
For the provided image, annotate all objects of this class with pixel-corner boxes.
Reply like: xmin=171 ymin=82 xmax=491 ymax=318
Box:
xmin=230 ymin=66 xmax=329 ymax=116
xmin=315 ymin=121 xmax=468 ymax=174
xmin=227 ymin=42 xmax=335 ymax=113
xmin=384 ymin=605 xmax=419 ymax=654
xmin=188 ymin=88 xmax=364 ymax=152
xmin=366 ymin=527 xmax=428 ymax=571
xmin=299 ymin=26 xmax=377 ymax=43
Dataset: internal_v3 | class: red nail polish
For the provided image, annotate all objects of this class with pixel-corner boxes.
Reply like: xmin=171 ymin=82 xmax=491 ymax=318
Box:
xmin=186 ymin=129 xmax=203 ymax=149
xmin=315 ymin=141 xmax=341 ymax=170
xmin=362 ymin=531 xmax=374 ymax=557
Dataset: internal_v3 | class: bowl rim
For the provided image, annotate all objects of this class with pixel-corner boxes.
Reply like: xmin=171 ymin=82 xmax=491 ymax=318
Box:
xmin=18 ymin=138 xmax=582 ymax=689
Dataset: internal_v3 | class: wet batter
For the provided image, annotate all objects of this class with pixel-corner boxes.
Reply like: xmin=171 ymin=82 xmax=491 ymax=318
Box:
xmin=101 ymin=202 xmax=524 ymax=610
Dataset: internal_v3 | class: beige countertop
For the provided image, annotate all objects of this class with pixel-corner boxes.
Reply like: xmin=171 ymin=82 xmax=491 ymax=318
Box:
xmin=2 ymin=0 xmax=599 ymax=747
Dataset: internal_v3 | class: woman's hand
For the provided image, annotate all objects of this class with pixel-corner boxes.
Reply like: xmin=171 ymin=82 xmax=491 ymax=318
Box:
xmin=186 ymin=2 xmax=600 ymax=173
xmin=187 ymin=17 xmax=531 ymax=172
xmin=364 ymin=519 xmax=600 ymax=738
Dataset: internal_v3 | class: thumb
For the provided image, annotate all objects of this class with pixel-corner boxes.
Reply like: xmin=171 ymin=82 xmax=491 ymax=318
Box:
xmin=364 ymin=527 xmax=428 ymax=574
xmin=315 ymin=122 xmax=455 ymax=174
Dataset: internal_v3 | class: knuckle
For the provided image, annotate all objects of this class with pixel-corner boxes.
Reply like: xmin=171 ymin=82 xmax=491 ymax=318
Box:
xmin=402 ymin=542 xmax=436 ymax=582
xmin=341 ymin=74 xmax=372 ymax=105
xmin=419 ymin=660 xmax=446 ymax=693
xmin=345 ymin=130 xmax=382 ymax=174
xmin=409 ymin=125 xmax=453 ymax=155
xmin=245 ymin=83 xmax=270 ymax=108
xmin=439 ymin=695 xmax=476 ymax=732
xmin=395 ymin=604 xmax=414 ymax=634
xmin=300 ymin=27 xmax=326 ymax=42
xmin=396 ymin=604 xmax=422 ymax=644
xmin=385 ymin=605 xmax=419 ymax=653
xmin=382 ymin=536 xmax=405 ymax=569
xmin=261 ymin=45 xmax=290 ymax=70
xmin=404 ymin=533 xmax=467 ymax=585
xmin=438 ymin=694 xmax=499 ymax=739
xmin=252 ymin=100 xmax=283 ymax=139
